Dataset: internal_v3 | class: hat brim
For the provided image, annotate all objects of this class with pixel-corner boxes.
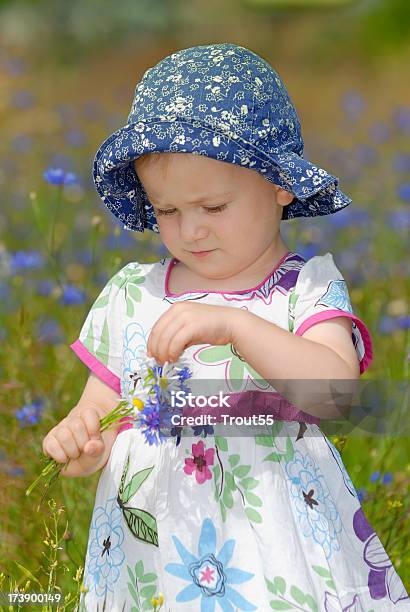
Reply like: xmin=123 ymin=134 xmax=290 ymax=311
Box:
xmin=93 ymin=118 xmax=352 ymax=232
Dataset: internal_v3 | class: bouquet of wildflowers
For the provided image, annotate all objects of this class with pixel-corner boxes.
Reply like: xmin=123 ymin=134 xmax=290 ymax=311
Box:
xmin=26 ymin=352 xmax=193 ymax=506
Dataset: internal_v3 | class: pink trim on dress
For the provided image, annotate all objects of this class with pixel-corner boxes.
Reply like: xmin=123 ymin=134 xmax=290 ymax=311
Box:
xmin=165 ymin=250 xmax=292 ymax=297
xmin=69 ymin=339 xmax=121 ymax=394
xmin=294 ymin=310 xmax=373 ymax=375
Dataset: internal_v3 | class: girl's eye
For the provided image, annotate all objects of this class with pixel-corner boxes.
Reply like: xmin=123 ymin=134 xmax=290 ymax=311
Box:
xmin=155 ymin=204 xmax=227 ymax=216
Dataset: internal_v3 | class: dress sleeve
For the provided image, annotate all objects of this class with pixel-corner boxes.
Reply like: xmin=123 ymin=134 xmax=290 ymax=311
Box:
xmin=289 ymin=252 xmax=373 ymax=375
xmin=69 ymin=264 xmax=133 ymax=395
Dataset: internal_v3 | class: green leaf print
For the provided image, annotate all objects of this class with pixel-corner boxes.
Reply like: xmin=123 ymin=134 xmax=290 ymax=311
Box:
xmin=195 ymin=343 xmax=270 ymax=391
xmin=82 ymin=316 xmax=95 ymax=355
xmin=95 ymin=317 xmax=110 ymax=366
xmin=228 ymin=453 xmax=240 ymax=468
xmin=233 ymin=464 xmax=251 ymax=478
xmin=92 ymin=293 xmax=110 ymax=309
xmin=288 ymin=289 xmax=299 ymax=333
xmin=223 ymin=487 xmax=234 ymax=508
xmin=224 ymin=471 xmax=236 ymax=491
xmin=244 ymin=507 xmax=262 ymax=523
xmin=117 ymin=453 xmax=159 ymax=546
xmin=127 ymin=561 xmax=159 ymax=612
xmin=122 ymin=466 xmax=155 ymax=504
xmin=127 ymin=295 xmax=135 ymax=318
xmin=264 ymin=575 xmax=318 ymax=612
xmin=135 ymin=560 xmax=144 ymax=579
xmin=311 ymin=565 xmax=331 ymax=579
xmin=122 ymin=506 xmax=159 ymax=546
xmin=243 ymin=490 xmax=262 ymax=507
xmin=215 ymin=435 xmax=228 ymax=451
xmin=239 ymin=477 xmax=258 ymax=490
xmin=128 ymin=283 xmax=142 ymax=302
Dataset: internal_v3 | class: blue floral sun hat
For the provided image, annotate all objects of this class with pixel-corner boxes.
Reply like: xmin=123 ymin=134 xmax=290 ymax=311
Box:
xmin=93 ymin=42 xmax=352 ymax=233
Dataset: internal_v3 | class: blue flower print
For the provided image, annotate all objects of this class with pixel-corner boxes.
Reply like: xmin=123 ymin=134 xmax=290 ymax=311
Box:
xmin=84 ymin=496 xmax=125 ymax=598
xmin=285 ymin=450 xmax=342 ymax=559
xmin=165 ymin=517 xmax=257 ymax=610
xmin=317 ymin=280 xmax=353 ymax=313
xmin=122 ymin=321 xmax=148 ymax=397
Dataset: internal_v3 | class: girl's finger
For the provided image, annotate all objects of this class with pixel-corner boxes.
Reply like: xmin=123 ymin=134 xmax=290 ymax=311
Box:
xmin=167 ymin=326 xmax=193 ymax=362
xmin=54 ymin=427 xmax=82 ymax=461
xmin=155 ymin=318 xmax=187 ymax=364
xmin=43 ymin=436 xmax=69 ymax=464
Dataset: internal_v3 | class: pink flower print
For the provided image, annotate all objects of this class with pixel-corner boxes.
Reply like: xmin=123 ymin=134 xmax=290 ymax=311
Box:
xmin=183 ymin=440 xmax=215 ymax=484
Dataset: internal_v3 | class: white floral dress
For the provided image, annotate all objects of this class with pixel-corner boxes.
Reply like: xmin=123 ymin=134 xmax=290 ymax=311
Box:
xmin=70 ymin=250 xmax=409 ymax=612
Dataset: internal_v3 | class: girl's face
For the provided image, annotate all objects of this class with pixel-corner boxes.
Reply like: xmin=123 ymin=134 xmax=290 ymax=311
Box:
xmin=134 ymin=153 xmax=293 ymax=280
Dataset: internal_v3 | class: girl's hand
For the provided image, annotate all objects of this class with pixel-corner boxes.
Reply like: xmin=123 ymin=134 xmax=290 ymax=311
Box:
xmin=147 ymin=302 xmax=240 ymax=364
xmin=42 ymin=405 xmax=118 ymax=478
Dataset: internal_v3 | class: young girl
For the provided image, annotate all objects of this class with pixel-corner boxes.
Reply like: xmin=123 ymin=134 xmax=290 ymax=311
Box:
xmin=43 ymin=43 xmax=409 ymax=610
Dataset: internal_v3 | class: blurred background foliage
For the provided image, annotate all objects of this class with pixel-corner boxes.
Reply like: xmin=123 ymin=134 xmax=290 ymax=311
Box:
xmin=0 ymin=0 xmax=409 ymax=605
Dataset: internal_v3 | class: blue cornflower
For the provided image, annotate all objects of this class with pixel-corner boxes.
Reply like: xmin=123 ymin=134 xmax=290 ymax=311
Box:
xmin=10 ymin=250 xmax=44 ymax=273
xmin=59 ymin=284 xmax=86 ymax=305
xmin=396 ymin=316 xmax=410 ymax=330
xmin=357 ymin=487 xmax=367 ymax=502
xmin=43 ymin=167 xmax=79 ymax=186
xmin=382 ymin=472 xmax=393 ymax=485
xmin=139 ymin=401 xmax=168 ymax=446
xmin=15 ymin=399 xmax=44 ymax=427
xmin=370 ymin=471 xmax=380 ymax=483
xmin=397 ymin=183 xmax=410 ymax=202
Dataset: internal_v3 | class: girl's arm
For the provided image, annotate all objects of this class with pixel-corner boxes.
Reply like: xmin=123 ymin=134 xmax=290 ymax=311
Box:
xmin=231 ymin=311 xmax=360 ymax=420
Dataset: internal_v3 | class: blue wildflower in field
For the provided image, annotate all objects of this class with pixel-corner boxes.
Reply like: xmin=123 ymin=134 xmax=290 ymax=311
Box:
xmin=15 ymin=399 xmax=44 ymax=427
xmin=370 ymin=471 xmax=380 ymax=483
xmin=43 ymin=167 xmax=79 ymax=186
xmin=382 ymin=472 xmax=393 ymax=485
xmin=10 ymin=250 xmax=44 ymax=272
xmin=60 ymin=284 xmax=86 ymax=305
xmin=379 ymin=315 xmax=410 ymax=334
xmin=357 ymin=488 xmax=367 ymax=502
xmin=397 ymin=183 xmax=410 ymax=202
xmin=326 ymin=207 xmax=370 ymax=228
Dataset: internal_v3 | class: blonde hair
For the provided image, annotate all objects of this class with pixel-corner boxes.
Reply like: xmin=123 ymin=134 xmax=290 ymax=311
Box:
xmin=134 ymin=152 xmax=177 ymax=178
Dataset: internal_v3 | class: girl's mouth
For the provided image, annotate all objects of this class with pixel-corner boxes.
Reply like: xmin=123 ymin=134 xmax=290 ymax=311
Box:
xmin=190 ymin=250 xmax=215 ymax=257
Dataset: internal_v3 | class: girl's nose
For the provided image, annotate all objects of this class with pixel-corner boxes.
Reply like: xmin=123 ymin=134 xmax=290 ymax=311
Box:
xmin=179 ymin=214 xmax=209 ymax=243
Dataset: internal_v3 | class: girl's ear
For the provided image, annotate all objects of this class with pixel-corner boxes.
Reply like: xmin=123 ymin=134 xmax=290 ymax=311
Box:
xmin=276 ymin=187 xmax=295 ymax=207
